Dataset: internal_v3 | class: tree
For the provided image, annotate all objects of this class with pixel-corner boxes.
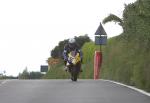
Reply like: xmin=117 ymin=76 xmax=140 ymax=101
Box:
xmin=102 ymin=14 xmax=124 ymax=31
xmin=18 ymin=67 xmax=30 ymax=79
xmin=29 ymin=72 xmax=43 ymax=79
xmin=75 ymin=34 xmax=91 ymax=49
xmin=18 ymin=67 xmax=43 ymax=79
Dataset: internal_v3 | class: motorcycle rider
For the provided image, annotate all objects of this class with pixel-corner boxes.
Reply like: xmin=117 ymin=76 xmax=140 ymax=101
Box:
xmin=63 ymin=38 xmax=83 ymax=72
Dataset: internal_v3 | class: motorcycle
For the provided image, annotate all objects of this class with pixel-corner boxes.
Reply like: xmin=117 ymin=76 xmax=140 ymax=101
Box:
xmin=66 ymin=51 xmax=81 ymax=81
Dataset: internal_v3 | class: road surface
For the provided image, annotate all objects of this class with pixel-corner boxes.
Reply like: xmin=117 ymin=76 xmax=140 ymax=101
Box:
xmin=0 ymin=79 xmax=150 ymax=103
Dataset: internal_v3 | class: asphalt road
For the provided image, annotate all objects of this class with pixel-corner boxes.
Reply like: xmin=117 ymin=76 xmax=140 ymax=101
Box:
xmin=0 ymin=79 xmax=150 ymax=103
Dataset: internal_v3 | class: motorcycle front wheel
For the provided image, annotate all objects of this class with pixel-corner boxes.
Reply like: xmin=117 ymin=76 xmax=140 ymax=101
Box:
xmin=71 ymin=74 xmax=77 ymax=81
xmin=70 ymin=67 xmax=78 ymax=82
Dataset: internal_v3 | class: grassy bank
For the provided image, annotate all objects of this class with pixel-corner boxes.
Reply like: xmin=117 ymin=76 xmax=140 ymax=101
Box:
xmin=101 ymin=36 xmax=150 ymax=92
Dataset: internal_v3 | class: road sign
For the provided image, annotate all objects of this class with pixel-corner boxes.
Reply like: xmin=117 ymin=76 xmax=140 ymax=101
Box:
xmin=95 ymin=36 xmax=107 ymax=45
xmin=95 ymin=23 xmax=107 ymax=35
xmin=40 ymin=65 xmax=48 ymax=72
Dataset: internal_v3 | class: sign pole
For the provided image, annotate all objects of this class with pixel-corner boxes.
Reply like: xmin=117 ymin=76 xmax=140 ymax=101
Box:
xmin=100 ymin=35 xmax=102 ymax=52
xmin=94 ymin=22 xmax=107 ymax=80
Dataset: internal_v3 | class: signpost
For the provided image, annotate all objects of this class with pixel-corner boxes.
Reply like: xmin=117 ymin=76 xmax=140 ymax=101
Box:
xmin=94 ymin=23 xmax=107 ymax=80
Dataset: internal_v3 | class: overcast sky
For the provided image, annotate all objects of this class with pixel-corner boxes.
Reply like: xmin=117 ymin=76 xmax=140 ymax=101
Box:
xmin=0 ymin=0 xmax=136 ymax=76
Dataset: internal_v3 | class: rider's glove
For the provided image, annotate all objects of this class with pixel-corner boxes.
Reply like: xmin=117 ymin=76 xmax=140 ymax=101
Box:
xmin=64 ymin=55 xmax=68 ymax=61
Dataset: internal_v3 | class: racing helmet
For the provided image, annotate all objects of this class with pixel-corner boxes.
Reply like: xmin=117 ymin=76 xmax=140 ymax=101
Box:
xmin=68 ymin=38 xmax=76 ymax=44
xmin=68 ymin=38 xmax=76 ymax=49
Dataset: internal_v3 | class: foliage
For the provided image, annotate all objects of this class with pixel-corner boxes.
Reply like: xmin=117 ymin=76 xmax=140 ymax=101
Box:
xmin=102 ymin=14 xmax=123 ymax=27
xmin=18 ymin=68 xmax=43 ymax=79
xmin=123 ymin=0 xmax=150 ymax=47
xmin=18 ymin=68 xmax=30 ymax=79
xmin=47 ymin=57 xmax=60 ymax=66
xmin=29 ymin=72 xmax=44 ymax=79
xmin=79 ymin=42 xmax=99 ymax=79
xmin=0 ymin=75 xmax=18 ymax=79
xmin=101 ymin=36 xmax=150 ymax=92
xmin=102 ymin=0 xmax=150 ymax=48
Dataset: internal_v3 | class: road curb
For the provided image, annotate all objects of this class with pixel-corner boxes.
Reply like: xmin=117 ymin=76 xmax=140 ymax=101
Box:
xmin=100 ymin=79 xmax=150 ymax=97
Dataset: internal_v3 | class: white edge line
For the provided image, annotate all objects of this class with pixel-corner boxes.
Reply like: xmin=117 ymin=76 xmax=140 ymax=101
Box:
xmin=0 ymin=80 xmax=9 ymax=86
xmin=101 ymin=79 xmax=150 ymax=97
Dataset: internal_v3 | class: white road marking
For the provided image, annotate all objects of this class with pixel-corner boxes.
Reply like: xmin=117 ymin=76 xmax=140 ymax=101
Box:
xmin=101 ymin=79 xmax=150 ymax=97
xmin=0 ymin=80 xmax=9 ymax=86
